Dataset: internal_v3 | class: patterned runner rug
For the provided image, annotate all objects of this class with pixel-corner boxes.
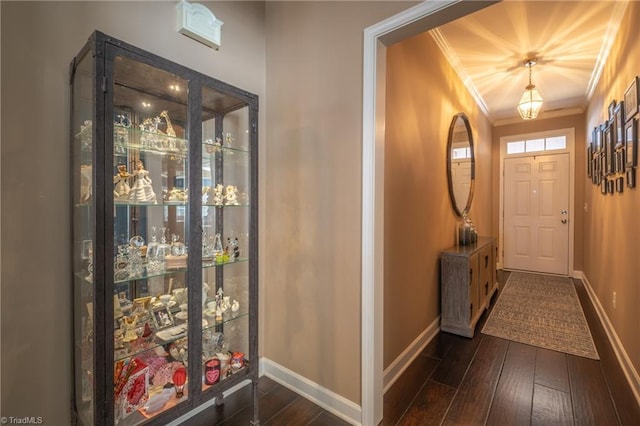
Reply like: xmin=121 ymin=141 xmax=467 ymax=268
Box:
xmin=481 ymin=272 xmax=599 ymax=359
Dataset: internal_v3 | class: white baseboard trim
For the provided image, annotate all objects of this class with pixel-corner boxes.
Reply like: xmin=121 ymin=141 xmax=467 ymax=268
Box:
xmin=383 ymin=316 xmax=440 ymax=393
xmin=260 ymin=358 xmax=362 ymax=425
xmin=580 ymin=273 xmax=640 ymax=407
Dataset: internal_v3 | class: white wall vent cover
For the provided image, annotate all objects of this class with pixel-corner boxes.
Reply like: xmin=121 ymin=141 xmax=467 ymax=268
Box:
xmin=177 ymin=0 xmax=223 ymax=50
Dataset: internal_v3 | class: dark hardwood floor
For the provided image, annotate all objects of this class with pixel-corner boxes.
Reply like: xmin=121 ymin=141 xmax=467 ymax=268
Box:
xmin=384 ymin=271 xmax=640 ymax=426
xmin=187 ymin=375 xmax=350 ymax=425
xmin=186 ymin=270 xmax=639 ymax=425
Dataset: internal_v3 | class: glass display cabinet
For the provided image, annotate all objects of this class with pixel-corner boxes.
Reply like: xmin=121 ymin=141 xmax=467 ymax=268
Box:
xmin=71 ymin=31 xmax=258 ymax=425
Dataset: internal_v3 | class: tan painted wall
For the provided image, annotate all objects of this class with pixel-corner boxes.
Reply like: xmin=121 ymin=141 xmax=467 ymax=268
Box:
xmin=384 ymin=31 xmax=493 ymax=367
xmin=264 ymin=1 xmax=415 ymax=404
xmin=1 ymin=2 xmax=266 ymax=424
xmin=583 ymin=1 xmax=640 ymax=375
xmin=492 ymin=114 xmax=586 ymax=271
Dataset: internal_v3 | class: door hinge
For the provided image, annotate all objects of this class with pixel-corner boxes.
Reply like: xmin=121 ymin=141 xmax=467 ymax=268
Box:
xmin=102 ymin=76 xmax=108 ymax=92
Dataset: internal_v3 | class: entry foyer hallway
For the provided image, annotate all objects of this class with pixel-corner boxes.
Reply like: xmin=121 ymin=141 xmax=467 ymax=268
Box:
xmin=383 ymin=271 xmax=640 ymax=425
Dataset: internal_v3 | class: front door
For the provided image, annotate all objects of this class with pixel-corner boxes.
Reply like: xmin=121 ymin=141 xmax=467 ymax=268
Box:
xmin=503 ymin=153 xmax=569 ymax=275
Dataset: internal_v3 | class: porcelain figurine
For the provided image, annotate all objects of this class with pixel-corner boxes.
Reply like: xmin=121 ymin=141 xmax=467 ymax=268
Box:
xmin=213 ymin=184 xmax=224 ymax=205
xmin=128 ymin=161 xmax=157 ymax=204
xmin=224 ymin=185 xmax=239 ymax=205
xmin=113 ymin=165 xmax=131 ymax=200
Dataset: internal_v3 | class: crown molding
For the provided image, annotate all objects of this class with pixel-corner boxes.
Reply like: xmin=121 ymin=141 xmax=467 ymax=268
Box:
xmin=430 ymin=27 xmax=490 ymax=120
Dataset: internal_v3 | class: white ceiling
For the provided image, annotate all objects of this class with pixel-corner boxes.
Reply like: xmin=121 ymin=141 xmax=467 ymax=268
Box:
xmin=432 ymin=0 xmax=629 ymax=125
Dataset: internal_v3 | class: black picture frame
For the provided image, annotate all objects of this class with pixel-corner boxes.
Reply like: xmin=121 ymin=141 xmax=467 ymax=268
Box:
xmin=616 ymin=176 xmax=624 ymax=193
xmin=608 ymin=100 xmax=617 ymax=120
xmin=625 ymin=118 xmax=638 ymax=168
xmin=614 ymin=149 xmax=625 ymax=173
xmin=627 ymin=168 xmax=636 ymax=188
xmin=614 ymin=102 xmax=625 ymax=149
xmin=601 ymin=178 xmax=608 ymax=194
xmin=152 ymin=306 xmax=174 ymax=328
xmin=624 ymin=76 xmax=639 ymax=122
xmin=608 ymin=179 xmax=615 ymax=194
xmin=598 ymin=152 xmax=605 ymax=184
xmin=593 ymin=124 xmax=605 ymax=152
xmin=604 ymin=120 xmax=615 ymax=175
xmin=587 ymin=145 xmax=593 ymax=178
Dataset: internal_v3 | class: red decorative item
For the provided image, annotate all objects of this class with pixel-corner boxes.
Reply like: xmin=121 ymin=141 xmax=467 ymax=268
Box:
xmin=204 ymin=359 xmax=220 ymax=385
xmin=230 ymin=352 xmax=245 ymax=370
xmin=142 ymin=322 xmax=153 ymax=339
xmin=172 ymin=366 xmax=187 ymax=398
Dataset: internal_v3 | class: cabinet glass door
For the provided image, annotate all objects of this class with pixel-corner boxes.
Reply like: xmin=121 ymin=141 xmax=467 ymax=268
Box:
xmin=72 ymin=47 xmax=96 ymax=426
xmin=201 ymin=85 xmax=251 ymax=390
xmin=110 ymin=53 xmax=190 ymax=424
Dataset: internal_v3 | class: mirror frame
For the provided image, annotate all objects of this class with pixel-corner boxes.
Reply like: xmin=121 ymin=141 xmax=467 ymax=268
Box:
xmin=446 ymin=112 xmax=475 ymax=217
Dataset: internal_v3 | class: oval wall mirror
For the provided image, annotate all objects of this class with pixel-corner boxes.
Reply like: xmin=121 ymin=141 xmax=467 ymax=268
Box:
xmin=446 ymin=113 xmax=475 ymax=217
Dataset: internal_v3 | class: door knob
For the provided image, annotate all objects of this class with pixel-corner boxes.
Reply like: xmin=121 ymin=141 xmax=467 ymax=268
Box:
xmin=561 ymin=218 xmax=568 ymax=224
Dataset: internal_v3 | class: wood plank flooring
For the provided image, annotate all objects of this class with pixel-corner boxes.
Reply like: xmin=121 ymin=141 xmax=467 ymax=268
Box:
xmin=384 ymin=272 xmax=640 ymax=426
xmin=188 ymin=375 xmax=350 ymax=425
xmin=186 ymin=271 xmax=640 ymax=425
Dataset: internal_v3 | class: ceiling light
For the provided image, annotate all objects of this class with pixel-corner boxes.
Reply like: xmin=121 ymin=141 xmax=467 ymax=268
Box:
xmin=517 ymin=59 xmax=543 ymax=120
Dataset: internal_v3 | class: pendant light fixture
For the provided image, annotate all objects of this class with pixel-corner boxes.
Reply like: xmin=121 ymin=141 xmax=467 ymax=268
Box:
xmin=517 ymin=58 xmax=543 ymax=120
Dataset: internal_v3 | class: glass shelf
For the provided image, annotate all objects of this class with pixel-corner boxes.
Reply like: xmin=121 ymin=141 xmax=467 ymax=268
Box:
xmin=114 ymin=201 xmax=188 ymax=207
xmin=202 ymin=203 xmax=249 ymax=208
xmin=201 ymin=311 xmax=249 ymax=332
xmin=113 ymin=322 xmax=187 ymax=362
xmin=202 ymin=257 xmax=248 ymax=270
xmin=112 ymin=311 xmax=247 ymax=363
xmin=202 ymin=141 xmax=249 ymax=155
xmin=114 ymin=266 xmax=187 ymax=284
xmin=114 ymin=125 xmax=189 ymax=158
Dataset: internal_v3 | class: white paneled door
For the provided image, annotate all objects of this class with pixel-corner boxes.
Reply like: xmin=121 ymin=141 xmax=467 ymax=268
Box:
xmin=504 ymin=153 xmax=569 ymax=275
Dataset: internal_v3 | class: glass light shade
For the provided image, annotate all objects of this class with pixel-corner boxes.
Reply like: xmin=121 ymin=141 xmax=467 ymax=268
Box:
xmin=517 ymin=86 xmax=543 ymax=120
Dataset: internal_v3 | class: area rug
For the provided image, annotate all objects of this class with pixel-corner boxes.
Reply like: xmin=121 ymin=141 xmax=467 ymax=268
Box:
xmin=481 ymin=272 xmax=599 ymax=359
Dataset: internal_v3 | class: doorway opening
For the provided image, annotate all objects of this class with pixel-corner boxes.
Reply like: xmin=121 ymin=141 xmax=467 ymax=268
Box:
xmin=361 ymin=1 xmax=499 ymax=424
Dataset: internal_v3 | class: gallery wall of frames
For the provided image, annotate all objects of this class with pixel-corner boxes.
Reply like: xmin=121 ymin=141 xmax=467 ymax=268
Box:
xmin=587 ymin=76 xmax=639 ymax=193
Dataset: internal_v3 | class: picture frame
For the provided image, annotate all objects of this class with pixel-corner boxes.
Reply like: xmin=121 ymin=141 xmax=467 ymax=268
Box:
xmin=625 ymin=118 xmax=637 ymax=168
xmin=608 ymin=179 xmax=614 ymax=194
xmin=623 ymin=76 xmax=639 ymax=122
xmin=616 ymin=176 xmax=624 ymax=193
xmin=601 ymin=178 xmax=608 ymax=194
xmin=604 ymin=120 xmax=615 ymax=175
xmin=615 ymin=149 xmax=625 ymax=174
xmin=627 ymin=168 xmax=636 ymax=188
xmin=608 ymin=100 xmax=617 ymax=120
xmin=596 ymin=152 xmax=604 ymax=184
xmin=587 ymin=145 xmax=593 ymax=178
xmin=152 ymin=306 xmax=174 ymax=329
xmin=594 ymin=125 xmax=603 ymax=151
xmin=614 ymin=102 xmax=625 ymax=149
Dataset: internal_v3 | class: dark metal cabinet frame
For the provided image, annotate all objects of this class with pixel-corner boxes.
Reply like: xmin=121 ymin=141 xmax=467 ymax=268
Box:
xmin=70 ymin=31 xmax=259 ymax=425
